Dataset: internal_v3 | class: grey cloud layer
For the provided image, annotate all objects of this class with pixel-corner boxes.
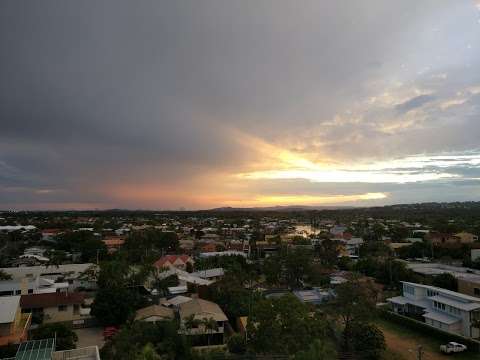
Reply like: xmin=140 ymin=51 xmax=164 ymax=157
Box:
xmin=0 ymin=0 xmax=479 ymax=208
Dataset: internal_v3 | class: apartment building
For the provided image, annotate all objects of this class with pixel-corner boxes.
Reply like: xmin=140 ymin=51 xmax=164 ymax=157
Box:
xmin=388 ymin=281 xmax=480 ymax=338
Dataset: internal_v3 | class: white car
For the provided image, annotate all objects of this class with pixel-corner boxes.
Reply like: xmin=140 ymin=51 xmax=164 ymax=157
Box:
xmin=440 ymin=342 xmax=467 ymax=354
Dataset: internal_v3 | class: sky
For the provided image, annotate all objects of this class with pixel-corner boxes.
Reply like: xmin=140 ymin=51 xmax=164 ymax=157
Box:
xmin=1 ymin=1 xmax=480 ymax=210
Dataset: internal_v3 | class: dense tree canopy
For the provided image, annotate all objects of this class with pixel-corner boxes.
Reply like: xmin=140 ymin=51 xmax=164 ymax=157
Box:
xmin=32 ymin=323 xmax=78 ymax=350
xmin=248 ymin=294 xmax=332 ymax=356
xmin=101 ymin=321 xmax=192 ymax=360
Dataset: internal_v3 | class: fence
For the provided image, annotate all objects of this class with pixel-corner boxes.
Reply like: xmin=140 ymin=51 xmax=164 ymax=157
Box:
xmin=52 ymin=346 xmax=100 ymax=360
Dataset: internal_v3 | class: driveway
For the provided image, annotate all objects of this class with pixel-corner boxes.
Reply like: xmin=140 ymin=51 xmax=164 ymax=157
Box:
xmin=74 ymin=327 xmax=105 ymax=349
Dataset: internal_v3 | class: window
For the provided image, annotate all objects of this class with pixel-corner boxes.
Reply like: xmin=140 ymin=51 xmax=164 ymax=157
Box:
xmin=73 ymin=304 xmax=80 ymax=315
xmin=427 ymin=290 xmax=438 ymax=297
xmin=58 ymin=305 xmax=68 ymax=312
xmin=404 ymin=285 xmax=415 ymax=295
xmin=475 ymin=288 xmax=480 ymax=296
xmin=28 ymin=289 xmax=33 ymax=294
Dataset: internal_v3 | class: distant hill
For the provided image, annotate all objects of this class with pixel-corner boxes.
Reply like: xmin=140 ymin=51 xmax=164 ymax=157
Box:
xmin=208 ymin=205 xmax=355 ymax=212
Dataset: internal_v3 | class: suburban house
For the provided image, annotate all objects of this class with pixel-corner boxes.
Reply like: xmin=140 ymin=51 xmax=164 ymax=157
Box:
xmin=293 ymin=288 xmax=333 ymax=305
xmin=406 ymin=262 xmax=480 ymax=298
xmin=41 ymin=229 xmax=62 ymax=241
xmin=191 ymin=268 xmax=224 ymax=282
xmin=200 ymin=243 xmax=217 ymax=253
xmin=178 ymin=298 xmax=228 ymax=346
xmin=0 ymin=277 xmax=68 ymax=297
xmin=330 ymin=225 xmax=347 ymax=237
xmin=135 ymin=304 xmax=175 ymax=322
xmin=154 ymin=255 xmax=194 ymax=270
xmin=20 ymin=292 xmax=92 ymax=326
xmin=198 ymin=251 xmax=247 ymax=259
xmin=337 ymin=238 xmax=364 ymax=257
xmin=388 ymin=281 xmax=480 ymax=338
xmin=0 ymin=296 xmax=31 ymax=346
xmin=425 ymin=231 xmax=477 ymax=246
xmin=0 ymin=263 xmax=97 ymax=292
xmin=455 ymin=232 xmax=479 ymax=243
xmin=102 ymin=235 xmax=125 ymax=253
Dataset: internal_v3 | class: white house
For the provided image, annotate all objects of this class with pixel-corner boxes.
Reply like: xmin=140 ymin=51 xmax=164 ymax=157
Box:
xmin=388 ymin=281 xmax=480 ymax=338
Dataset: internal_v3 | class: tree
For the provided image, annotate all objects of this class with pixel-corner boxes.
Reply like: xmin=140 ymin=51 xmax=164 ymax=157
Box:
xmin=202 ymin=317 xmax=218 ymax=346
xmin=294 ymin=339 xmax=336 ymax=360
xmin=91 ymin=260 xmax=148 ymax=326
xmin=45 ymin=250 xmax=67 ymax=268
xmin=101 ymin=321 xmax=192 ymax=360
xmin=432 ymin=273 xmax=458 ymax=291
xmin=248 ymin=294 xmax=331 ymax=355
xmin=0 ymin=269 xmax=12 ymax=280
xmin=78 ymin=238 xmax=108 ymax=263
xmin=315 ymin=239 xmax=340 ymax=267
xmin=91 ymin=286 xmax=138 ymax=326
xmin=32 ymin=323 xmax=78 ymax=350
xmin=134 ymin=343 xmax=162 ymax=360
xmin=351 ymin=323 xmax=386 ymax=360
xmin=332 ymin=277 xmax=378 ymax=350
xmin=284 ymin=247 xmax=313 ymax=288
xmin=227 ymin=334 xmax=246 ymax=354
xmin=183 ymin=314 xmax=201 ymax=333
xmin=263 ymin=255 xmax=282 ymax=285
xmin=203 ymin=272 xmax=261 ymax=319
xmin=123 ymin=229 xmax=179 ymax=264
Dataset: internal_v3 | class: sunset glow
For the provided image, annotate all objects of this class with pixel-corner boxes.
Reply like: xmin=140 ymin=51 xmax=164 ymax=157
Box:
xmin=1 ymin=1 xmax=480 ymax=210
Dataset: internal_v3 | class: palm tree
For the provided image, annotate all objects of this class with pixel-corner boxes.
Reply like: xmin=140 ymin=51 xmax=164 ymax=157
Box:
xmin=183 ymin=314 xmax=201 ymax=334
xmin=135 ymin=343 xmax=162 ymax=360
xmin=202 ymin=317 xmax=218 ymax=346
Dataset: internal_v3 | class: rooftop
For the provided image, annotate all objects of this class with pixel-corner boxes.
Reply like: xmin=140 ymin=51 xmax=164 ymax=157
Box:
xmin=14 ymin=338 xmax=56 ymax=360
xmin=402 ymin=281 xmax=480 ymax=303
xmin=20 ymin=292 xmax=85 ymax=309
xmin=135 ymin=304 xmax=175 ymax=321
xmin=179 ymin=298 xmax=228 ymax=322
xmin=1 ymin=263 xmax=95 ymax=281
xmin=405 ymin=262 xmax=480 ymax=283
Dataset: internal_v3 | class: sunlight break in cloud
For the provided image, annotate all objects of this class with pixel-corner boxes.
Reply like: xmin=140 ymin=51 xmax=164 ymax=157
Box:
xmin=226 ymin=192 xmax=387 ymax=207
xmin=236 ymin=134 xmax=479 ymax=184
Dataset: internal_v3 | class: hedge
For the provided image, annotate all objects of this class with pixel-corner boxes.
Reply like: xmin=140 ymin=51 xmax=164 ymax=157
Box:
xmin=380 ymin=309 xmax=480 ymax=353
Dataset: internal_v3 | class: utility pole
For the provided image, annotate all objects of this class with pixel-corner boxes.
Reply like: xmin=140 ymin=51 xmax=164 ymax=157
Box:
xmin=417 ymin=345 xmax=424 ymax=360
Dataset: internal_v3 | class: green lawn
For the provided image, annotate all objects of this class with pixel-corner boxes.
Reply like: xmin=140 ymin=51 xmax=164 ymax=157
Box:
xmin=377 ymin=318 xmax=480 ymax=360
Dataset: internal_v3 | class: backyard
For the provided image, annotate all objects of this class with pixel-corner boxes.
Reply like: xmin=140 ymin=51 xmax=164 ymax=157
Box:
xmin=377 ymin=318 xmax=480 ymax=360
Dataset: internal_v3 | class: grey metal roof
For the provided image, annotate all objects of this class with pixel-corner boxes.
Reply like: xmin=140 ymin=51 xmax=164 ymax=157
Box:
xmin=15 ymin=338 xmax=55 ymax=360
xmin=429 ymin=295 xmax=480 ymax=311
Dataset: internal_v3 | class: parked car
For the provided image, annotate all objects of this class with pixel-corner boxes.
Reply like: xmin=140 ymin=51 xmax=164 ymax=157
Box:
xmin=103 ymin=326 xmax=119 ymax=340
xmin=440 ymin=342 xmax=467 ymax=354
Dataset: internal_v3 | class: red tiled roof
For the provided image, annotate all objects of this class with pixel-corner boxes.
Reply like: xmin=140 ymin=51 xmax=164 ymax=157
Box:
xmin=153 ymin=255 xmax=192 ymax=268
xmin=41 ymin=229 xmax=62 ymax=234
xmin=201 ymin=243 xmax=216 ymax=252
xmin=20 ymin=292 xmax=85 ymax=309
xmin=102 ymin=238 xmax=125 ymax=246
